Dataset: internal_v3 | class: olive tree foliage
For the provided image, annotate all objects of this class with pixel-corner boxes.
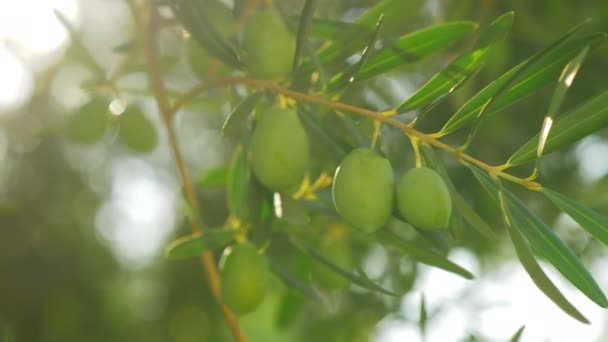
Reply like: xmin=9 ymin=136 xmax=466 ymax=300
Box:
xmin=2 ymin=0 xmax=608 ymax=341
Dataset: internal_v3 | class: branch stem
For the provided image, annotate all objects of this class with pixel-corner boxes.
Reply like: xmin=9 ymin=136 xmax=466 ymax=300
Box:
xmin=144 ymin=7 xmax=246 ymax=342
xmin=171 ymin=77 xmax=541 ymax=190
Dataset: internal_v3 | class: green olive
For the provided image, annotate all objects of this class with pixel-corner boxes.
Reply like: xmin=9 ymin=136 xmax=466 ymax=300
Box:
xmin=186 ymin=0 xmax=233 ymax=78
xmin=332 ymin=149 xmax=394 ymax=233
xmin=244 ymin=9 xmax=295 ymax=79
xmin=396 ymin=167 xmax=452 ymax=230
xmin=250 ymin=108 xmax=310 ymax=191
xmin=117 ymin=107 xmax=158 ymax=153
xmin=220 ymin=242 xmax=268 ymax=315
xmin=311 ymin=234 xmax=353 ymax=289
xmin=67 ymin=98 xmax=109 ymax=145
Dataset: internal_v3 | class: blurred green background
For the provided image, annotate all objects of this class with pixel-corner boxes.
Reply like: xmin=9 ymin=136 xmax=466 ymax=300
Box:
xmin=1 ymin=0 xmax=608 ymax=341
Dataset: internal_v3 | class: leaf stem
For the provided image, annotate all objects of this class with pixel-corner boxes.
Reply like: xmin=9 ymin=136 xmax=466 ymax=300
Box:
xmin=171 ymin=76 xmax=542 ymax=190
xmin=143 ymin=7 xmax=246 ymax=342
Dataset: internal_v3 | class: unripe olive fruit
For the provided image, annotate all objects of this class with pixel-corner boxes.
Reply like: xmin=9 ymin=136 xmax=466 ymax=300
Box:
xmin=396 ymin=167 xmax=452 ymax=230
xmin=244 ymin=9 xmax=295 ymax=79
xmin=312 ymin=236 xmax=353 ymax=289
xmin=332 ymin=149 xmax=394 ymax=233
xmin=67 ymin=98 xmax=109 ymax=145
xmin=117 ymin=107 xmax=158 ymax=153
xmin=220 ymin=242 xmax=268 ymax=315
xmin=250 ymin=108 xmax=310 ymax=191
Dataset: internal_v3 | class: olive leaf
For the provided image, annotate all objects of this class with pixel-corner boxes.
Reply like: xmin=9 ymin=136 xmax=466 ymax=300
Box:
xmin=508 ymin=89 xmax=608 ymax=165
xmin=289 ymin=237 xmax=398 ymax=296
xmin=165 ymin=228 xmax=235 ymax=260
xmin=227 ymin=146 xmax=250 ymax=219
xmin=269 ymin=259 xmax=321 ymax=301
xmin=504 ymin=203 xmax=589 ymax=323
xmin=377 ymin=229 xmax=474 ymax=280
xmin=222 ymin=92 xmax=263 ymax=139
xmin=468 ymin=165 xmax=608 ymax=308
xmin=441 ymin=29 xmax=606 ymax=135
xmin=292 ymin=0 xmax=317 ymax=70
xmin=543 ymin=188 xmax=608 ymax=246
xmin=196 ymin=166 xmax=229 ymax=188
xmin=395 ymin=12 xmax=514 ymax=114
xmin=509 ymin=325 xmax=526 ymax=342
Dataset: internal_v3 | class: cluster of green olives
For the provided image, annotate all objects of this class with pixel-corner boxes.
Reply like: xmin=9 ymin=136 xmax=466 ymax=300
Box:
xmin=333 ymin=149 xmax=453 ymax=232
xmin=249 ymin=107 xmax=452 ymax=233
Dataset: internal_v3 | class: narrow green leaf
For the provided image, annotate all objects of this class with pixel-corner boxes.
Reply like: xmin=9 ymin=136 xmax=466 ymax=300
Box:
xmin=54 ymin=10 xmax=105 ymax=76
xmin=172 ymin=0 xmax=242 ymax=68
xmin=290 ymin=238 xmax=398 ymax=296
xmin=226 ymin=146 xmax=249 ymax=218
xmin=165 ymin=229 xmax=234 ymax=259
xmin=469 ymin=165 xmax=608 ymax=308
xmin=441 ymin=31 xmax=606 ymax=135
xmin=343 ymin=22 xmax=477 ymax=86
xmin=452 ymin=191 xmax=499 ymax=241
xmin=273 ymin=193 xmax=311 ymax=226
xmin=509 ymin=325 xmax=526 ymax=342
xmin=297 ymin=105 xmax=347 ymax=159
xmin=419 ymin=294 xmax=428 ymax=337
xmin=505 ymin=205 xmax=589 ymax=323
xmin=292 ymin=0 xmax=317 ymax=70
xmin=377 ymin=229 xmax=475 ymax=280
xmin=547 ymin=46 xmax=589 ymax=117
xmin=508 ymin=89 xmax=608 ymax=165
xmin=396 ymin=12 xmax=514 ymax=113
xmin=326 ymin=14 xmax=384 ymax=93
xmin=197 ymin=166 xmax=229 ymax=187
xmin=269 ymin=259 xmax=321 ymax=301
xmin=305 ymin=18 xmax=358 ymax=41
xmin=222 ymin=92 xmax=263 ymax=138
xmin=543 ymin=188 xmax=608 ymax=246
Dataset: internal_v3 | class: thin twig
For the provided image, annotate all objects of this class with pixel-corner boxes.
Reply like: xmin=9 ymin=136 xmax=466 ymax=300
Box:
xmin=170 ymin=76 xmax=542 ymax=190
xmin=144 ymin=7 xmax=246 ymax=342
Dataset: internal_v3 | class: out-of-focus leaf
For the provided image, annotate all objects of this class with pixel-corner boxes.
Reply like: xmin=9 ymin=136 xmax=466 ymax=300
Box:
xmin=197 ymin=167 xmax=229 ymax=187
xmin=165 ymin=229 xmax=234 ymax=259
xmin=290 ymin=238 xmax=398 ymax=296
xmin=547 ymin=46 xmax=589 ymax=117
xmin=543 ymin=188 xmax=608 ymax=246
xmin=171 ymin=0 xmax=241 ymax=68
xmin=117 ymin=107 xmax=158 ymax=153
xmin=292 ymin=0 xmax=317 ymax=70
xmin=326 ymin=14 xmax=384 ymax=93
xmin=509 ymin=325 xmax=526 ymax=342
xmin=298 ymin=105 xmax=347 ymax=159
xmin=332 ymin=22 xmax=477 ymax=88
xmin=469 ymin=165 xmax=608 ymax=308
xmin=377 ymin=229 xmax=474 ymax=280
xmin=66 ymin=98 xmax=110 ymax=145
xmin=269 ymin=260 xmax=320 ymax=301
xmin=508 ymin=89 xmax=608 ymax=165
xmin=273 ymin=193 xmax=311 ymax=226
xmin=276 ymin=290 xmax=305 ymax=330
xmin=395 ymin=12 xmax=513 ymax=113
xmin=54 ymin=9 xmax=105 ymax=76
xmin=301 ymin=0 xmax=425 ymax=70
xmin=419 ymin=294 xmax=427 ymax=337
xmin=441 ymin=31 xmax=606 ymax=135
xmin=226 ymin=146 xmax=249 ymax=218
xmin=505 ymin=204 xmax=589 ymax=323
xmin=305 ymin=18 xmax=358 ymax=41
xmin=452 ymin=191 xmax=499 ymax=240
xmin=222 ymin=93 xmax=263 ymax=138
